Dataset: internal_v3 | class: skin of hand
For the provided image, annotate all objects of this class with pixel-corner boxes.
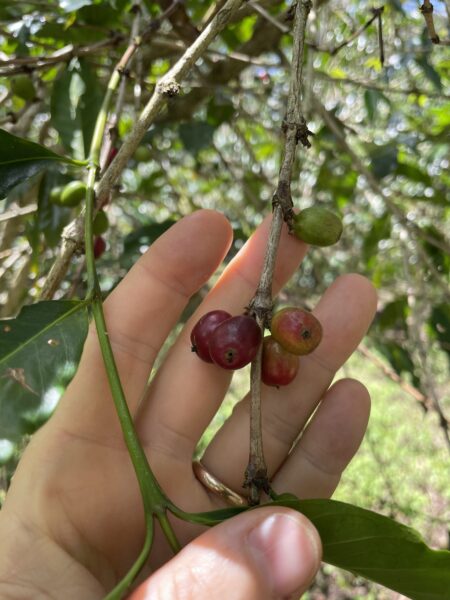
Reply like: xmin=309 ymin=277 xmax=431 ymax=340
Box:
xmin=0 ymin=210 xmax=377 ymax=599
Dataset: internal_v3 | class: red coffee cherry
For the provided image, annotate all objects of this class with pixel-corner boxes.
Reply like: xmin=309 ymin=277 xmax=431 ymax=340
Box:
xmin=271 ymin=307 xmax=322 ymax=356
xmin=261 ymin=335 xmax=299 ymax=387
xmin=190 ymin=310 xmax=231 ymax=363
xmin=93 ymin=236 xmax=106 ymax=259
xmin=209 ymin=315 xmax=262 ymax=370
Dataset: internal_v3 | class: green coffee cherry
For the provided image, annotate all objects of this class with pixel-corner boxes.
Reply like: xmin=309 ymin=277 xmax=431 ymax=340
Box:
xmin=11 ymin=75 xmax=35 ymax=102
xmin=49 ymin=186 xmax=64 ymax=205
xmin=292 ymin=207 xmax=343 ymax=247
xmin=60 ymin=181 xmax=87 ymax=207
xmin=92 ymin=210 xmax=109 ymax=235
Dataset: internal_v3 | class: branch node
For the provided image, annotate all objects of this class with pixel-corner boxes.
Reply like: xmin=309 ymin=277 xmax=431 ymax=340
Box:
xmin=157 ymin=79 xmax=181 ymax=97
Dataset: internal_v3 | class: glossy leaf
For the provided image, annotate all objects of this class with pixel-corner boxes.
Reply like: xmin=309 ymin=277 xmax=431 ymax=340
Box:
xmin=184 ymin=497 xmax=450 ymax=599
xmin=0 ymin=301 xmax=89 ymax=441
xmin=0 ymin=129 xmax=77 ymax=199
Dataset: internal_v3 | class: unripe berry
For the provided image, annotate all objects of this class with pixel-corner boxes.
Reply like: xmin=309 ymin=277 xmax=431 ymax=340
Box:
xmin=209 ymin=315 xmax=262 ymax=370
xmin=261 ymin=336 xmax=299 ymax=387
xmin=190 ymin=310 xmax=231 ymax=363
xmin=271 ymin=307 xmax=322 ymax=356
xmin=49 ymin=186 xmax=64 ymax=205
xmin=293 ymin=207 xmax=343 ymax=247
xmin=93 ymin=236 xmax=106 ymax=259
xmin=60 ymin=181 xmax=87 ymax=207
xmin=93 ymin=210 xmax=109 ymax=235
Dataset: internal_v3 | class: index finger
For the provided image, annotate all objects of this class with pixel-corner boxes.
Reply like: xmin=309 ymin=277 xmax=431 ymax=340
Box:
xmin=55 ymin=210 xmax=233 ymax=439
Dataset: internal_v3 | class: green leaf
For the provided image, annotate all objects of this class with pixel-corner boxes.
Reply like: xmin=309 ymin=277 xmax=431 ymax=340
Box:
xmin=363 ymin=213 xmax=391 ymax=261
xmin=185 ymin=498 xmax=450 ymax=598
xmin=416 ymin=56 xmax=442 ymax=91
xmin=50 ymin=60 xmax=103 ymax=158
xmin=0 ymin=301 xmax=89 ymax=441
xmin=179 ymin=121 xmax=215 ymax=155
xmin=0 ymin=129 xmax=76 ymax=199
xmin=274 ymin=497 xmax=450 ymax=600
xmin=374 ymin=340 xmax=420 ymax=388
xmin=376 ymin=297 xmax=408 ymax=331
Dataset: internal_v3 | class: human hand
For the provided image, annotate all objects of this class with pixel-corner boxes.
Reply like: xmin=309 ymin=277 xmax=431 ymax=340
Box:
xmin=0 ymin=210 xmax=376 ymax=599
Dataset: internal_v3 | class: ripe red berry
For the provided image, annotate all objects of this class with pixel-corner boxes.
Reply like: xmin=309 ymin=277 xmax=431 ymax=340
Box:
xmin=190 ymin=310 xmax=231 ymax=363
xmin=106 ymin=146 xmax=118 ymax=167
xmin=209 ymin=315 xmax=262 ymax=370
xmin=271 ymin=307 xmax=322 ymax=356
xmin=93 ymin=236 xmax=106 ymax=259
xmin=261 ymin=336 xmax=299 ymax=387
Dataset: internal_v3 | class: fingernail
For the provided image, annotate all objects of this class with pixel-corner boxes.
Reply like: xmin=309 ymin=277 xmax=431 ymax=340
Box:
xmin=247 ymin=513 xmax=321 ymax=598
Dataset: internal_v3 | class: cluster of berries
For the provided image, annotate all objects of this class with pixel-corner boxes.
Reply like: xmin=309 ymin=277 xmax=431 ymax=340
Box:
xmin=190 ymin=307 xmax=322 ymax=387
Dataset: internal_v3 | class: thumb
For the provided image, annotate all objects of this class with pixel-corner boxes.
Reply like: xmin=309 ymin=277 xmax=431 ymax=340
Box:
xmin=130 ymin=507 xmax=322 ymax=600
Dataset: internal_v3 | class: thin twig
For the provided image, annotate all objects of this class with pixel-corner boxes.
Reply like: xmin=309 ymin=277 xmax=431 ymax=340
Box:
xmin=244 ymin=0 xmax=312 ymax=505
xmin=248 ymin=2 xmax=290 ymax=33
xmin=316 ymin=71 xmax=450 ymax=100
xmin=312 ymin=6 xmax=384 ymax=56
xmin=40 ymin=0 xmax=247 ymax=300
xmin=420 ymin=1 xmax=440 ymax=44
xmin=0 ymin=204 xmax=37 ymax=223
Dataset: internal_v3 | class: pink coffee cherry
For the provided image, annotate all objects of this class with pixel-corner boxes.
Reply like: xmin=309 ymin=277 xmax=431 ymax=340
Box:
xmin=190 ymin=310 xmax=231 ymax=363
xmin=261 ymin=335 xmax=299 ymax=387
xmin=209 ymin=315 xmax=262 ymax=370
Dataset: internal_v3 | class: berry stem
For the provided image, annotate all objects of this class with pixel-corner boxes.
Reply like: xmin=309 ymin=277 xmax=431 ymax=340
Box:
xmin=244 ymin=0 xmax=312 ymax=504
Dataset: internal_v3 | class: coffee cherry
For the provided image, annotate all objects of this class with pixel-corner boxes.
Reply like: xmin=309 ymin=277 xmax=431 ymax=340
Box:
xmin=261 ymin=336 xmax=299 ymax=387
xmin=209 ymin=315 xmax=262 ymax=370
xmin=271 ymin=307 xmax=322 ymax=356
xmin=93 ymin=210 xmax=109 ymax=235
xmin=106 ymin=146 xmax=118 ymax=167
xmin=49 ymin=186 xmax=64 ymax=205
xmin=60 ymin=181 xmax=87 ymax=207
xmin=190 ymin=310 xmax=231 ymax=363
xmin=93 ymin=236 xmax=106 ymax=259
xmin=292 ymin=207 xmax=343 ymax=247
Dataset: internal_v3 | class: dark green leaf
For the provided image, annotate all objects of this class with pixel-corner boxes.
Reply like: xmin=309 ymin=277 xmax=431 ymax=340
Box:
xmin=363 ymin=213 xmax=391 ymax=261
xmin=0 ymin=301 xmax=89 ymax=441
xmin=274 ymin=498 xmax=450 ymax=600
xmin=364 ymin=89 xmax=380 ymax=123
xmin=369 ymin=144 xmax=398 ymax=180
xmin=416 ymin=56 xmax=442 ymax=91
xmin=375 ymin=340 xmax=420 ymax=388
xmin=207 ymin=95 xmax=235 ymax=126
xmin=78 ymin=60 xmax=105 ymax=157
xmin=396 ymin=162 xmax=432 ymax=186
xmin=184 ymin=498 xmax=450 ymax=598
xmin=179 ymin=122 xmax=215 ymax=155
xmin=420 ymin=225 xmax=450 ymax=275
xmin=0 ymin=129 xmax=75 ymax=199
xmin=376 ymin=297 xmax=409 ymax=331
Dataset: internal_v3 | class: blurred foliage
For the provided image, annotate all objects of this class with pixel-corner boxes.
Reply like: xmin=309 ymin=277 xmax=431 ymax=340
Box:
xmin=0 ymin=0 xmax=449 ymax=595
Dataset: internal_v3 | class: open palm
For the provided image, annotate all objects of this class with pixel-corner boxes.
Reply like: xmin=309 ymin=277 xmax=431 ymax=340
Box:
xmin=0 ymin=210 xmax=376 ymax=599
